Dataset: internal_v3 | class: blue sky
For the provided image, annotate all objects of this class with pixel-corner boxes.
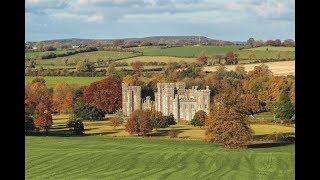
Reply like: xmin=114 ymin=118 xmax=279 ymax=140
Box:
xmin=26 ymin=0 xmax=295 ymax=42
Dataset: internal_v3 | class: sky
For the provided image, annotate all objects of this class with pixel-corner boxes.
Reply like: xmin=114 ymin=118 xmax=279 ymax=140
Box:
xmin=25 ymin=0 xmax=295 ymax=42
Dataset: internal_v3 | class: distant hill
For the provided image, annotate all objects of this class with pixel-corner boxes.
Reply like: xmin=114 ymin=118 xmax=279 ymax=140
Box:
xmin=26 ymin=36 xmax=235 ymax=46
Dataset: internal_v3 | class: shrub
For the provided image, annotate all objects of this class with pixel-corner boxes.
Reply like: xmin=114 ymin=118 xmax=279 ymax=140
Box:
xmin=168 ymin=129 xmax=179 ymax=138
xmin=275 ymin=89 xmax=294 ymax=120
xmin=25 ymin=114 xmax=35 ymax=133
xmin=191 ymin=110 xmax=207 ymax=127
xmin=67 ymin=118 xmax=85 ymax=135
xmin=164 ymin=114 xmax=176 ymax=125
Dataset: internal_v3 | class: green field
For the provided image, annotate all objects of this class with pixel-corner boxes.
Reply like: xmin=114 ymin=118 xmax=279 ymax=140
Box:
xmin=25 ymin=50 xmax=70 ymax=60
xmin=36 ymin=50 xmax=141 ymax=67
xmin=245 ymin=46 xmax=295 ymax=52
xmin=26 ymin=136 xmax=294 ymax=179
xmin=25 ymin=76 xmax=104 ymax=87
xmin=132 ymin=45 xmax=295 ymax=60
xmin=133 ymin=45 xmax=242 ymax=57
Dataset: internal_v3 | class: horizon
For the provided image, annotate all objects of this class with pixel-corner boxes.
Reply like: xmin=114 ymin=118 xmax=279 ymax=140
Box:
xmin=26 ymin=0 xmax=295 ymax=42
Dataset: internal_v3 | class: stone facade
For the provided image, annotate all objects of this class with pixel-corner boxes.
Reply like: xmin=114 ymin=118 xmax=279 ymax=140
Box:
xmin=155 ymin=82 xmax=210 ymax=121
xmin=122 ymin=83 xmax=141 ymax=116
xmin=122 ymin=82 xmax=210 ymax=121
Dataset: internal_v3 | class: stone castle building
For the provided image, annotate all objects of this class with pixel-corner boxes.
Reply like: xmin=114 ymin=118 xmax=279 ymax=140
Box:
xmin=122 ymin=82 xmax=210 ymax=121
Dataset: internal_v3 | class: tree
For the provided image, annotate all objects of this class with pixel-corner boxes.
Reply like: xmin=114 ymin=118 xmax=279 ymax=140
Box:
xmin=274 ymin=89 xmax=294 ymax=120
xmin=274 ymin=39 xmax=282 ymax=46
xmin=205 ymin=106 xmax=253 ymax=148
xmin=236 ymin=94 xmax=261 ymax=115
xmin=247 ymin=37 xmax=255 ymax=47
xmin=131 ymin=61 xmax=143 ymax=73
xmin=73 ymin=98 xmax=105 ymax=120
xmin=282 ymin=39 xmax=295 ymax=47
xmin=83 ymin=76 xmax=122 ymax=113
xmin=123 ymin=74 xmax=143 ymax=86
xmin=191 ymin=110 xmax=207 ymax=127
xmin=67 ymin=116 xmax=85 ymax=135
xmin=225 ymin=51 xmax=238 ymax=65
xmin=52 ymin=82 xmax=75 ymax=113
xmin=76 ymin=60 xmax=95 ymax=72
xmin=113 ymin=39 xmax=125 ymax=47
xmin=34 ymin=102 xmax=53 ymax=131
xmin=197 ymin=55 xmax=209 ymax=64
xmin=149 ymin=110 xmax=167 ymax=130
xmin=125 ymin=109 xmax=153 ymax=136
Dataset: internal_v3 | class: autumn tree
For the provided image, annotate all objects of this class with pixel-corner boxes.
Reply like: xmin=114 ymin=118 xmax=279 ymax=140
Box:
xmin=131 ymin=61 xmax=143 ymax=73
xmin=76 ymin=60 xmax=95 ymax=72
xmin=205 ymin=106 xmax=253 ymax=148
xmin=191 ymin=110 xmax=207 ymax=127
xmin=83 ymin=76 xmax=122 ymax=113
xmin=225 ymin=51 xmax=238 ymax=65
xmin=197 ymin=55 xmax=209 ymax=64
xmin=236 ymin=94 xmax=261 ymax=115
xmin=123 ymin=74 xmax=143 ymax=86
xmin=52 ymin=82 xmax=75 ymax=113
xmin=34 ymin=102 xmax=53 ymax=132
xmin=282 ymin=39 xmax=295 ymax=47
xmin=125 ymin=109 xmax=153 ymax=136
xmin=113 ymin=39 xmax=125 ymax=47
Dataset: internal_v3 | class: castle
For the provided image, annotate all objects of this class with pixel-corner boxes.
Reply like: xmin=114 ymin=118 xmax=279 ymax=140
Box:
xmin=122 ymin=82 xmax=210 ymax=121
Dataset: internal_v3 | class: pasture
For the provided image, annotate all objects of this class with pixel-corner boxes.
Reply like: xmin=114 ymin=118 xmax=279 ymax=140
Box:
xmin=132 ymin=45 xmax=295 ymax=60
xmin=25 ymin=50 xmax=69 ymax=60
xmin=36 ymin=50 xmax=141 ymax=67
xmin=203 ymin=61 xmax=295 ymax=76
xmin=133 ymin=45 xmax=242 ymax=57
xmin=25 ymin=76 xmax=104 ymax=88
xmin=26 ymin=136 xmax=294 ymax=179
xmin=117 ymin=56 xmax=197 ymax=64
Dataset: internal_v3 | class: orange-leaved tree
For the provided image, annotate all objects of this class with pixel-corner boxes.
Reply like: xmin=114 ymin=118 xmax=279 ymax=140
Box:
xmin=34 ymin=102 xmax=53 ymax=131
xmin=205 ymin=105 xmax=253 ymax=148
xmin=125 ymin=109 xmax=153 ymax=136
xmin=52 ymin=82 xmax=75 ymax=113
xmin=83 ymin=76 xmax=122 ymax=113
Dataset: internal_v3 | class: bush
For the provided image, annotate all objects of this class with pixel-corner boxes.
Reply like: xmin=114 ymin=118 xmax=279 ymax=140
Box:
xmin=164 ymin=114 xmax=176 ymax=125
xmin=67 ymin=118 xmax=85 ymax=135
xmin=191 ymin=110 xmax=207 ymax=127
xmin=275 ymin=89 xmax=294 ymax=120
xmin=168 ymin=129 xmax=179 ymax=138
xmin=109 ymin=116 xmax=123 ymax=129
xmin=25 ymin=114 xmax=35 ymax=133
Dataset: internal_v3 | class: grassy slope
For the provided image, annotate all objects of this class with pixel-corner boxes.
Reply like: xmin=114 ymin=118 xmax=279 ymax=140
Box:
xmin=133 ymin=45 xmax=241 ymax=57
xmin=133 ymin=45 xmax=295 ymax=60
xmin=25 ymin=50 xmax=69 ymax=59
xmin=25 ymin=76 xmax=104 ymax=88
xmin=37 ymin=51 xmax=141 ymax=67
xmin=26 ymin=136 xmax=294 ymax=179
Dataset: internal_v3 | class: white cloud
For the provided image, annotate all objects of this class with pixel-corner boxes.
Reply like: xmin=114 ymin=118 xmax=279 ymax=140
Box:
xmin=51 ymin=12 xmax=104 ymax=22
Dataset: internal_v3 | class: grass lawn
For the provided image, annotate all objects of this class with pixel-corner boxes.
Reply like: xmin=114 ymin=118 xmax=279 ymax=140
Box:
xmin=245 ymin=46 xmax=295 ymax=51
xmin=26 ymin=136 xmax=294 ymax=179
xmin=51 ymin=114 xmax=295 ymax=139
xmin=25 ymin=76 xmax=104 ymax=88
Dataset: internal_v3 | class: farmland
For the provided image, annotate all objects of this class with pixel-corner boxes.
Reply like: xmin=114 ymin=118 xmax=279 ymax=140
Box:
xmin=203 ymin=61 xmax=295 ymax=76
xmin=35 ymin=50 xmax=141 ymax=67
xmin=118 ymin=56 xmax=197 ymax=64
xmin=132 ymin=45 xmax=295 ymax=60
xmin=25 ymin=76 xmax=104 ymax=88
xmin=26 ymin=136 xmax=294 ymax=179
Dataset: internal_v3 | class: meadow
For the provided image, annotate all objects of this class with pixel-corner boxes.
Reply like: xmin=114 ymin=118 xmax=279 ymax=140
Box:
xmin=133 ymin=45 xmax=295 ymax=60
xmin=26 ymin=136 xmax=294 ymax=179
xmin=25 ymin=50 xmax=70 ymax=60
xmin=118 ymin=56 xmax=197 ymax=64
xmin=36 ymin=50 xmax=141 ymax=67
xmin=25 ymin=76 xmax=104 ymax=88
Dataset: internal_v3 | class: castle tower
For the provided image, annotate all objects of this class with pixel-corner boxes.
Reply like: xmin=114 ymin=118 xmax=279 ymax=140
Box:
xmin=122 ymin=83 xmax=141 ymax=116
